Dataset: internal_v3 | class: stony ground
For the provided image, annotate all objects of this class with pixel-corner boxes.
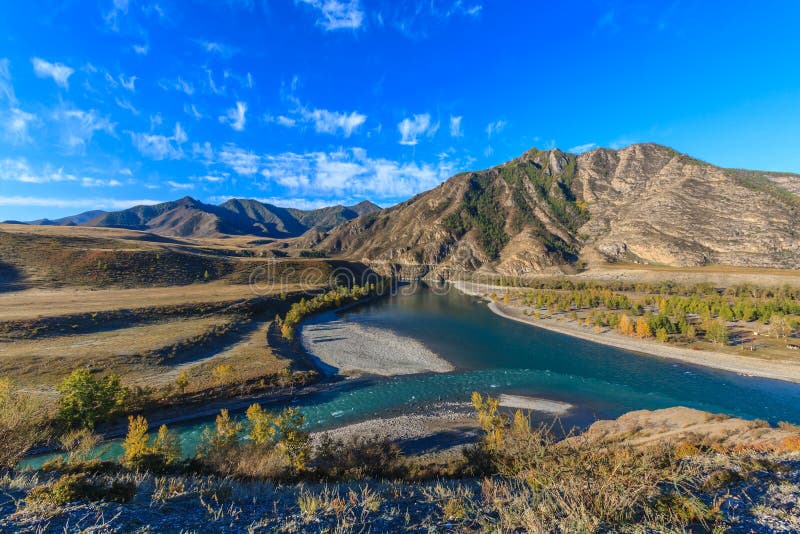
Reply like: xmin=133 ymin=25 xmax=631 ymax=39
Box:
xmin=2 ymin=454 xmax=800 ymax=533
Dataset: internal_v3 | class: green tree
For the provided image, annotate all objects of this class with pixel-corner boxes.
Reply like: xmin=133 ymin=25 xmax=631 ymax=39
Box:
xmin=655 ymin=328 xmax=669 ymax=343
xmin=704 ymin=319 xmax=729 ymax=345
xmin=56 ymin=369 xmax=126 ymax=429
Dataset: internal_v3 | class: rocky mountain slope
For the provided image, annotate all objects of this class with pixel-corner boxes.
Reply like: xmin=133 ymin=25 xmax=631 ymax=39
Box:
xmin=317 ymin=144 xmax=800 ymax=276
xmin=81 ymin=197 xmax=380 ymax=239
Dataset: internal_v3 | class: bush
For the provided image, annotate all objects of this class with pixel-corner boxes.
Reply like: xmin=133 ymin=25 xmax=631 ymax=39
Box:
xmin=0 ymin=378 xmax=51 ymax=468
xmin=314 ymin=434 xmax=405 ymax=480
xmin=56 ymin=368 xmax=127 ymax=429
xmin=122 ymin=415 xmax=182 ymax=472
xmin=26 ymin=474 xmax=135 ymax=508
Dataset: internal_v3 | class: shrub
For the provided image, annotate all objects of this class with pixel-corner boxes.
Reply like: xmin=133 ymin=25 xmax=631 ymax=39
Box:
xmin=0 ymin=377 xmax=51 ymax=468
xmin=26 ymin=474 xmax=135 ymax=508
xmin=56 ymin=368 xmax=127 ymax=429
xmin=314 ymin=434 xmax=405 ymax=480
xmin=122 ymin=415 xmax=182 ymax=471
xmin=60 ymin=428 xmax=101 ymax=464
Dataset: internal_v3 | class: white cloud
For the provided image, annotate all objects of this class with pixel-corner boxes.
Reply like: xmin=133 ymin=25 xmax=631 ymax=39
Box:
xmin=398 ymin=113 xmax=439 ymax=145
xmin=260 ymin=147 xmax=455 ymax=199
xmin=197 ymin=40 xmax=238 ymax=57
xmin=184 ymin=103 xmax=203 ymax=120
xmin=2 ymin=108 xmax=37 ymax=143
xmin=130 ymin=122 xmax=188 ymax=160
xmin=103 ymin=0 xmax=130 ymax=31
xmin=0 ymin=158 xmax=78 ymax=184
xmin=219 ymin=101 xmax=247 ymax=131
xmin=81 ymin=177 xmax=122 ymax=187
xmin=300 ymin=108 xmax=366 ymax=137
xmin=212 ymin=195 xmax=355 ymax=210
xmin=133 ymin=43 xmax=149 ymax=55
xmin=52 ymin=107 xmax=115 ymax=152
xmin=449 ymin=115 xmax=463 ymax=137
xmin=0 ymin=58 xmax=15 ymax=104
xmin=115 ymin=98 xmax=139 ymax=115
xmin=568 ymin=142 xmax=597 ymax=154
xmin=192 ymin=141 xmax=214 ymax=161
xmin=298 ymin=0 xmax=364 ymax=30
xmin=0 ymin=196 xmax=160 ymax=210
xmin=119 ymin=73 xmax=137 ymax=91
xmin=275 ymin=115 xmax=297 ymax=127
xmin=167 ymin=180 xmax=194 ymax=190
xmin=32 ymin=57 xmax=75 ymax=89
xmin=486 ymin=119 xmax=505 ymax=138
xmin=173 ymin=77 xmax=195 ymax=95
xmin=218 ymin=144 xmax=260 ymax=175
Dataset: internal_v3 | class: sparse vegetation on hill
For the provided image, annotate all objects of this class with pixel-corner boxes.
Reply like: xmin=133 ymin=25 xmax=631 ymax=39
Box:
xmin=4 ymin=397 xmax=800 ymax=531
xmin=318 ymin=143 xmax=800 ymax=276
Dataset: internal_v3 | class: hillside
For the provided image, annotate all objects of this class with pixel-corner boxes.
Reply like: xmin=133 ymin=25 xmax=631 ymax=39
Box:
xmin=317 ymin=144 xmax=800 ymax=276
xmin=65 ymin=197 xmax=381 ymax=239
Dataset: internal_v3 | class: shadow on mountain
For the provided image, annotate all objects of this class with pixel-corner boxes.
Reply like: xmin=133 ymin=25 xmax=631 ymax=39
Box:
xmin=0 ymin=261 xmax=24 ymax=292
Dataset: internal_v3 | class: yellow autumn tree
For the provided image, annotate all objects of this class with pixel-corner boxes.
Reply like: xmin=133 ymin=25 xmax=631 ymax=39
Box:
xmin=122 ymin=415 xmax=150 ymax=463
xmin=152 ymin=424 xmax=181 ymax=464
xmin=635 ymin=316 xmax=652 ymax=338
xmin=618 ymin=314 xmax=635 ymax=336
xmin=471 ymin=391 xmax=506 ymax=450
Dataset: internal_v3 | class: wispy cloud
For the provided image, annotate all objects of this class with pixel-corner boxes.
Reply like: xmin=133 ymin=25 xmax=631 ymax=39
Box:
xmin=398 ymin=113 xmax=439 ymax=145
xmin=299 ymin=107 xmax=366 ymax=137
xmin=196 ymin=39 xmax=238 ymax=57
xmin=81 ymin=177 xmax=122 ymax=187
xmin=568 ymin=142 xmax=597 ymax=154
xmin=103 ymin=0 xmax=130 ymax=32
xmin=119 ymin=73 xmax=137 ymax=91
xmin=260 ymin=147 xmax=456 ymax=199
xmin=32 ymin=57 xmax=74 ymax=89
xmin=0 ymin=158 xmax=76 ymax=184
xmin=217 ymin=143 xmax=260 ymax=175
xmin=486 ymin=119 xmax=505 ymax=138
xmin=115 ymin=98 xmax=139 ymax=115
xmin=449 ymin=115 xmax=463 ymax=137
xmin=219 ymin=101 xmax=247 ymax=131
xmin=0 ymin=58 xmax=15 ymax=104
xmin=184 ymin=103 xmax=203 ymax=120
xmin=166 ymin=180 xmax=194 ymax=190
xmin=52 ymin=107 xmax=115 ymax=152
xmin=297 ymin=0 xmax=364 ymax=30
xmin=0 ymin=196 xmax=160 ymax=210
xmin=129 ymin=122 xmax=188 ymax=160
xmin=132 ymin=43 xmax=149 ymax=55
xmin=2 ymin=108 xmax=37 ymax=143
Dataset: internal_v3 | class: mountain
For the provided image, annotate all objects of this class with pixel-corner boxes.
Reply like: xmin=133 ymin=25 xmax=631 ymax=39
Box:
xmin=79 ymin=196 xmax=381 ymax=239
xmin=317 ymin=143 xmax=800 ymax=276
xmin=27 ymin=210 xmax=107 ymax=226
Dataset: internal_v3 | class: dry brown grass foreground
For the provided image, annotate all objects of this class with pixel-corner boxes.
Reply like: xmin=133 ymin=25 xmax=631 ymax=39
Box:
xmin=3 ymin=406 xmax=800 ymax=532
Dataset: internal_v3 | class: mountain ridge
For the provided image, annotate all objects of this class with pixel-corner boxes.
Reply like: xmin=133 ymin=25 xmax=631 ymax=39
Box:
xmin=316 ymin=143 xmax=800 ymax=275
xmin=70 ymin=197 xmax=382 ymax=239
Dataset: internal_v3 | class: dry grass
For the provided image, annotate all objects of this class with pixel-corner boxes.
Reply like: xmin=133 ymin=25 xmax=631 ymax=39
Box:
xmin=0 ymin=315 xmax=237 ymax=386
xmin=0 ymin=282 xmax=286 ymax=321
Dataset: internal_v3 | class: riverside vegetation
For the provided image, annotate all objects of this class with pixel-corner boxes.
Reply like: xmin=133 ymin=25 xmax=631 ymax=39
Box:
xmin=482 ymin=278 xmax=800 ymax=356
xmin=3 ymin=392 xmax=800 ymax=531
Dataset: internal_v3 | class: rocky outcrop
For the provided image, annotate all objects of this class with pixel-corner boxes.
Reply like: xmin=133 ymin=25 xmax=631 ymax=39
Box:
xmin=318 ymin=143 xmax=800 ymax=274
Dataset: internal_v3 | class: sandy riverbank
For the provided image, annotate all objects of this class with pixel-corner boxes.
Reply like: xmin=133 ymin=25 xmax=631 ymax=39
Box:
xmin=453 ymin=281 xmax=800 ymax=384
xmin=310 ymin=403 xmax=479 ymax=454
xmin=300 ymin=311 xmax=453 ymax=376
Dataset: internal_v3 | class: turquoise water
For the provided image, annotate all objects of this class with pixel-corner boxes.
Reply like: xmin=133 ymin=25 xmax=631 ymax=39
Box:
xmin=24 ymin=285 xmax=800 ymax=466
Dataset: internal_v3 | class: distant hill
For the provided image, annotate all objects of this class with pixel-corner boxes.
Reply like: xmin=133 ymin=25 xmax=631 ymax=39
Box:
xmin=317 ymin=143 xmax=800 ymax=276
xmin=27 ymin=210 xmax=107 ymax=226
xmin=71 ymin=197 xmax=381 ymax=239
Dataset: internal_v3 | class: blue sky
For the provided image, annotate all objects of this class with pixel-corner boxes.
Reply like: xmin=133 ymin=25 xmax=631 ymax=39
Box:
xmin=1 ymin=1 xmax=800 ymax=220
